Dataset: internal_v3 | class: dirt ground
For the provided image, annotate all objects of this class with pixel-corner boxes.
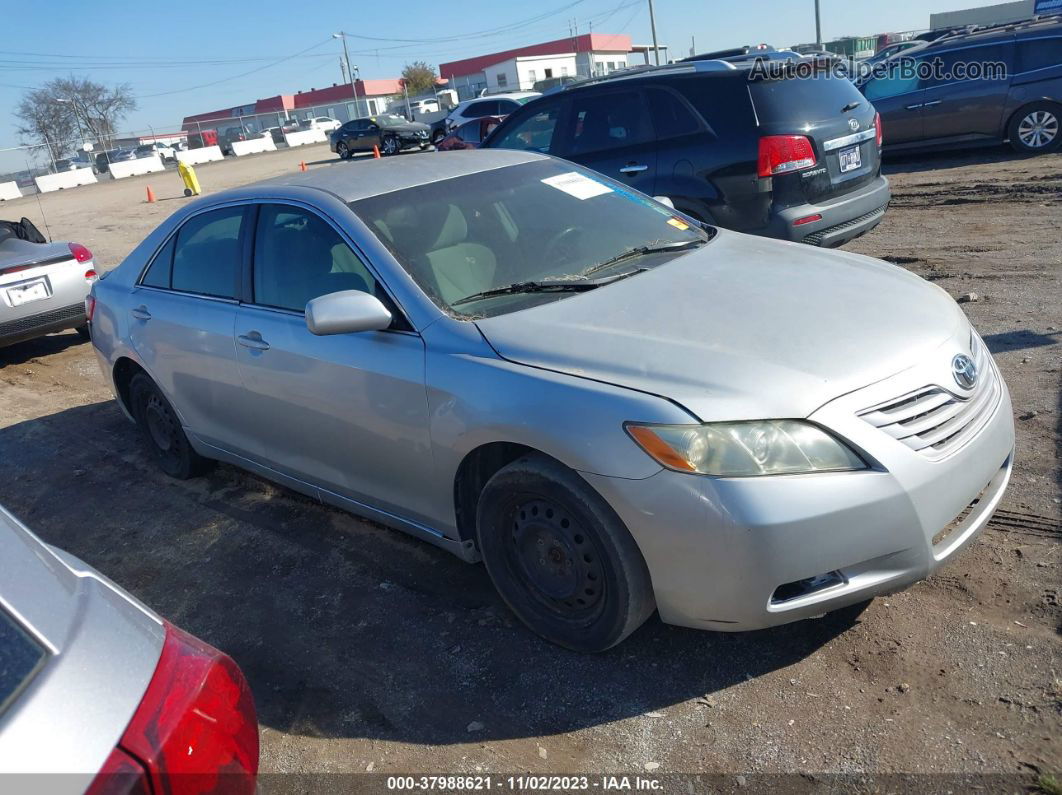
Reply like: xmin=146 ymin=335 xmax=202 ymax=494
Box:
xmin=0 ymin=143 xmax=1059 ymax=787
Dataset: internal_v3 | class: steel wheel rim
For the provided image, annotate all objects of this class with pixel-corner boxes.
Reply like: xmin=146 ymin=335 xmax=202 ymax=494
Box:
xmin=504 ymin=497 xmax=606 ymax=621
xmin=144 ymin=395 xmax=177 ymax=454
xmin=1018 ymin=110 xmax=1059 ymax=149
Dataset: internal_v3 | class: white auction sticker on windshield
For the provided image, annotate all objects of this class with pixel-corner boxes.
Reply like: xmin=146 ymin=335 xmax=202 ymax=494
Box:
xmin=541 ymin=172 xmax=613 ymax=200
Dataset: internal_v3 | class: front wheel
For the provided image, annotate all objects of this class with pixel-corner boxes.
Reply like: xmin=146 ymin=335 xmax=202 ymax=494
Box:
xmin=129 ymin=373 xmax=212 ymax=479
xmin=381 ymin=135 xmax=399 ymax=156
xmin=1008 ymin=103 xmax=1061 ymax=153
xmin=476 ymin=454 xmax=655 ymax=652
xmin=337 ymin=140 xmax=351 ymax=160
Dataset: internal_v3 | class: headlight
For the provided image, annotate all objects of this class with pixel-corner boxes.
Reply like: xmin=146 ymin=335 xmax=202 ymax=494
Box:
xmin=625 ymin=420 xmax=866 ymax=477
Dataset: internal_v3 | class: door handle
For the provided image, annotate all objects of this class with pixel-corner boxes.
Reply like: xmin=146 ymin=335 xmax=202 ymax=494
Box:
xmin=905 ymin=103 xmax=924 ymax=110
xmin=923 ymin=100 xmax=942 ymax=107
xmin=620 ymin=163 xmax=649 ymax=174
xmin=131 ymin=306 xmax=151 ymax=321
xmin=237 ymin=332 xmax=270 ymax=351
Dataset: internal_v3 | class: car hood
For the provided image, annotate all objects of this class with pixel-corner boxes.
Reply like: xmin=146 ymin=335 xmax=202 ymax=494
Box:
xmin=473 ymin=230 xmax=968 ymax=421
xmin=384 ymin=121 xmax=430 ymax=133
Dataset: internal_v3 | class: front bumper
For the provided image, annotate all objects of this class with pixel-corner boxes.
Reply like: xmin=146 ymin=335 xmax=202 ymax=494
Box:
xmin=580 ymin=343 xmax=1015 ymax=632
xmin=769 ymin=175 xmax=891 ymax=248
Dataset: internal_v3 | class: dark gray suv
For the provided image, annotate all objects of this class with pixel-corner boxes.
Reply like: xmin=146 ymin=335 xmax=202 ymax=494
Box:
xmin=858 ymin=16 xmax=1062 ymax=154
xmin=482 ymin=60 xmax=890 ymax=248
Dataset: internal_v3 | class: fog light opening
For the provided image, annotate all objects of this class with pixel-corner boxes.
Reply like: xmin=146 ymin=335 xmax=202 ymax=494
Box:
xmin=771 ymin=570 xmax=846 ymax=604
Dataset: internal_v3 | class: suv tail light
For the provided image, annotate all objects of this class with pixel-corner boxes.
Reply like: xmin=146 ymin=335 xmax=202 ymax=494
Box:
xmin=875 ymin=112 xmax=883 ymax=148
xmin=69 ymin=242 xmax=93 ymax=263
xmin=89 ymin=623 xmax=259 ymax=795
xmin=758 ymin=135 xmax=817 ymax=178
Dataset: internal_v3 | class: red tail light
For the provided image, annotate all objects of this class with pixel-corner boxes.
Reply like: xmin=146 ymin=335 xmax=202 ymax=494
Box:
xmin=875 ymin=112 xmax=883 ymax=147
xmin=85 ymin=269 xmax=98 ymax=281
xmin=758 ymin=135 xmax=817 ymax=178
xmin=90 ymin=623 xmax=259 ymax=795
xmin=69 ymin=242 xmax=93 ymax=263
xmin=85 ymin=294 xmax=96 ymax=323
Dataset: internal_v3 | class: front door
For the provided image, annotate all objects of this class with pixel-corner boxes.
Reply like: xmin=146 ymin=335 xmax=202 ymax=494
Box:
xmin=231 ymin=202 xmax=435 ymax=522
xmin=557 ymin=87 xmax=658 ymax=195
xmin=129 ymin=205 xmax=248 ymax=449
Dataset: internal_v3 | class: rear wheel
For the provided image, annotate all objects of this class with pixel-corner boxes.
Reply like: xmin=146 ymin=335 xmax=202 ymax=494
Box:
xmin=129 ymin=373 xmax=212 ymax=479
xmin=1008 ymin=103 xmax=1061 ymax=153
xmin=476 ymin=454 xmax=655 ymax=652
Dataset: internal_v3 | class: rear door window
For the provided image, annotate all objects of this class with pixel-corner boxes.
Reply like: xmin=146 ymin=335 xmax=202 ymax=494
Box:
xmin=468 ymin=100 xmax=499 ymax=118
xmin=141 ymin=235 xmax=176 ymax=288
xmin=489 ymin=98 xmax=564 ymax=153
xmin=646 ymin=87 xmax=703 ymax=138
xmin=171 ymin=207 xmax=245 ymax=299
xmin=563 ymin=89 xmax=651 ymax=154
xmin=1016 ymin=36 xmax=1062 ymax=72
xmin=0 ymin=609 xmax=46 ymax=718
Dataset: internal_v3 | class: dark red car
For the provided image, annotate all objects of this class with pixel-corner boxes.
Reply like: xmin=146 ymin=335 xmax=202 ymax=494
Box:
xmin=435 ymin=116 xmax=504 ymax=151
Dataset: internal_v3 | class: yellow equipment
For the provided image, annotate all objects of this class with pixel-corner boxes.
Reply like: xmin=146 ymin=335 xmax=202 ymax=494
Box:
xmin=177 ymin=161 xmax=201 ymax=197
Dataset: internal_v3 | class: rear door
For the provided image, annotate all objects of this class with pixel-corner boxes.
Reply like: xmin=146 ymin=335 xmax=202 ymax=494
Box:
xmin=920 ymin=42 xmax=1014 ymax=143
xmin=130 ymin=206 xmax=248 ymax=449
xmin=553 ymin=87 xmax=657 ymax=196
xmin=750 ymin=72 xmax=881 ymax=205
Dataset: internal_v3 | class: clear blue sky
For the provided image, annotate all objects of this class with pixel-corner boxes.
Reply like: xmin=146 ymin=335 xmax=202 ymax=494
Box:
xmin=0 ymin=0 xmax=1005 ymax=155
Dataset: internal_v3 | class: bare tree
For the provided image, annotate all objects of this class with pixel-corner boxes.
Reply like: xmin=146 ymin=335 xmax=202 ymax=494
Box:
xmin=15 ymin=77 xmax=137 ymax=160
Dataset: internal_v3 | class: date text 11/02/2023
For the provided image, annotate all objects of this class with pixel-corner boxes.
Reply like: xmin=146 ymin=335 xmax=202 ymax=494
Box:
xmin=386 ymin=775 xmax=664 ymax=790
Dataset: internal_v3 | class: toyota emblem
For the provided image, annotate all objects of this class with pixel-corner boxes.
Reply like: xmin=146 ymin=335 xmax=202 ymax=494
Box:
xmin=849 ymin=118 xmax=860 ymax=132
xmin=952 ymin=354 xmax=978 ymax=389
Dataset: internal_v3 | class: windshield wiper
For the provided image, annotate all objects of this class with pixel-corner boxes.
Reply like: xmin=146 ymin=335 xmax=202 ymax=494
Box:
xmin=580 ymin=238 xmax=706 ymax=281
xmin=452 ymin=269 xmax=647 ymax=307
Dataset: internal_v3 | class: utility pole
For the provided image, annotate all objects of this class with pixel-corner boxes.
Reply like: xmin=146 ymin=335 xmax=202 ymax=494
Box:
xmin=815 ymin=0 xmax=822 ymax=46
xmin=648 ymin=0 xmax=661 ymax=65
xmin=333 ymin=32 xmax=362 ymax=119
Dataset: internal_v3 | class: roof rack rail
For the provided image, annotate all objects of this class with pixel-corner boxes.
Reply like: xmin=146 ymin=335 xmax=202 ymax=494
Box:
xmin=560 ymin=59 xmax=737 ymax=91
xmin=931 ymin=12 xmax=1062 ymax=44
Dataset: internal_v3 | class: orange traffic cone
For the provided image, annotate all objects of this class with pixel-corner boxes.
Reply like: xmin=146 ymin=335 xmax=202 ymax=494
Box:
xmin=373 ymin=145 xmax=381 ymax=159
xmin=146 ymin=185 xmax=156 ymax=203
xmin=299 ymin=160 xmax=307 ymax=172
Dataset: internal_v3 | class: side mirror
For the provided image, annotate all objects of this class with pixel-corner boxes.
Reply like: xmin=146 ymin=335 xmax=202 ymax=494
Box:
xmin=653 ymin=196 xmax=676 ymax=209
xmin=305 ymin=291 xmax=392 ymax=336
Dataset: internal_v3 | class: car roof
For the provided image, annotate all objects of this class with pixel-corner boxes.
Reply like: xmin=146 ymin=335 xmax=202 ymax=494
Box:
xmin=249 ymin=149 xmax=546 ymax=202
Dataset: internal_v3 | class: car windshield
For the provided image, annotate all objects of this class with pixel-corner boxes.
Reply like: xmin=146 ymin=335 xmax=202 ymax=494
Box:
xmin=350 ymin=160 xmax=712 ymax=318
xmin=516 ymin=96 xmax=537 ymax=104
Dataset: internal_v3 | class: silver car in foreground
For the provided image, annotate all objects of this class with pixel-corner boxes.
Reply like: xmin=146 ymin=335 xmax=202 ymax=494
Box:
xmin=0 ymin=505 xmax=259 ymax=792
xmin=0 ymin=224 xmax=97 ymax=349
xmin=88 ymin=150 xmax=1014 ymax=652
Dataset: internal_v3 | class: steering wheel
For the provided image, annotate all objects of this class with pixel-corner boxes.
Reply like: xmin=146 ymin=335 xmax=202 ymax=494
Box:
xmin=544 ymin=226 xmax=583 ymax=265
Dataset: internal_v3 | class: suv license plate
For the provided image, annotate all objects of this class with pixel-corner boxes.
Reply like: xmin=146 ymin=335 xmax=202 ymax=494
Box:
xmin=7 ymin=279 xmax=49 ymax=307
xmin=839 ymin=145 xmax=862 ymax=173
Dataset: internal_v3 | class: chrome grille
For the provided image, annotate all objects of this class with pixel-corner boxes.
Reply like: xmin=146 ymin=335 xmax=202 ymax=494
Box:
xmin=858 ymin=335 xmax=1001 ymax=460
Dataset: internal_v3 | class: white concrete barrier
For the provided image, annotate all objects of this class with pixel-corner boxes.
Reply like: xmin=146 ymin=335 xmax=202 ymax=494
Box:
xmin=177 ymin=146 xmax=224 ymax=166
xmin=34 ymin=168 xmax=99 ymax=193
xmin=0 ymin=181 xmax=21 ymax=201
xmin=283 ymin=128 xmax=328 ymax=147
xmin=230 ymin=136 xmax=277 ymax=156
xmin=108 ymin=155 xmax=165 ymax=180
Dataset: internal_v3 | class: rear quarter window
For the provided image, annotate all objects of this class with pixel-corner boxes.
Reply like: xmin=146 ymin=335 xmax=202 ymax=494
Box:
xmin=0 ymin=609 xmax=47 ymax=718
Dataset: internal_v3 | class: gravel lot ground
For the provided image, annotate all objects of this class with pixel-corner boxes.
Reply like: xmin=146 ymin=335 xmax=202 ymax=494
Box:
xmin=0 ymin=143 xmax=1059 ymax=788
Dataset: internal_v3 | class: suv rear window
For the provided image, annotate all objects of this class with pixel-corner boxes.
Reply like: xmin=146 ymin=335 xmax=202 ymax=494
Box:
xmin=749 ymin=73 xmax=867 ymax=123
xmin=0 ymin=609 xmax=47 ymax=717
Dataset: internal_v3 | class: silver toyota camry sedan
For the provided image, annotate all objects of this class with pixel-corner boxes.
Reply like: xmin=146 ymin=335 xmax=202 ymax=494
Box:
xmin=88 ymin=150 xmax=1014 ymax=652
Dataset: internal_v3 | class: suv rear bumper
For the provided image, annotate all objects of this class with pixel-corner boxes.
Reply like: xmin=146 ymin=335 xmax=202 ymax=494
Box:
xmin=769 ymin=175 xmax=891 ymax=248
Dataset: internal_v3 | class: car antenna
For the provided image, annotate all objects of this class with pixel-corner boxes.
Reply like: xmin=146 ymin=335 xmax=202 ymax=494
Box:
xmin=25 ymin=156 xmax=53 ymax=241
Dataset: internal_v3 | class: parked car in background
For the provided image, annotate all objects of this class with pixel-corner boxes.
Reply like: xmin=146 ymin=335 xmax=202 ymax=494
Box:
xmin=0 ymin=504 xmax=259 ymax=791
xmin=330 ymin=114 xmax=431 ymax=157
xmin=89 ymin=151 xmax=1012 ymax=652
xmin=435 ymin=116 xmax=504 ymax=150
xmin=857 ymin=16 xmax=1062 ymax=154
xmin=54 ymin=156 xmax=97 ymax=174
xmin=219 ymin=127 xmax=270 ymax=155
xmin=134 ymin=143 xmax=174 ymax=161
xmin=444 ymin=92 xmax=540 ymax=136
xmin=187 ymin=130 xmax=219 ymax=149
xmin=1 ymin=218 xmax=96 ymax=348
xmin=860 ymin=39 xmax=928 ymax=68
xmin=533 ymin=75 xmax=583 ymax=93
xmin=483 ymin=60 xmax=890 ymax=248
xmin=300 ymin=116 xmax=341 ymax=133
xmin=95 ymin=149 xmax=135 ymax=172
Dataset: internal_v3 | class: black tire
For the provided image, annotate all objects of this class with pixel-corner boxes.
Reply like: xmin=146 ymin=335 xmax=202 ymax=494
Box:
xmin=381 ymin=135 xmax=399 ymax=156
xmin=129 ymin=373 xmax=212 ymax=479
xmin=183 ymin=188 xmax=192 ymax=197
xmin=431 ymin=129 xmax=446 ymax=145
xmin=75 ymin=325 xmax=90 ymax=341
xmin=1007 ymin=102 xmax=1062 ymax=154
xmin=337 ymin=140 xmax=351 ymax=160
xmin=476 ymin=454 xmax=655 ymax=652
